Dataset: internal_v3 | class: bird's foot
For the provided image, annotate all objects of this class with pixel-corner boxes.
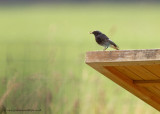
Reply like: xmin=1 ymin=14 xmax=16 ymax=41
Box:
xmin=103 ymin=47 xmax=107 ymax=51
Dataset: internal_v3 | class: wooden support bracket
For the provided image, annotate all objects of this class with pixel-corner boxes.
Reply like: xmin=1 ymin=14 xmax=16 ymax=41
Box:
xmin=133 ymin=80 xmax=160 ymax=87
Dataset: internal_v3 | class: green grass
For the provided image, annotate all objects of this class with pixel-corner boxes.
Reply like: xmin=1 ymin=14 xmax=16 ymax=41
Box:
xmin=0 ymin=3 xmax=160 ymax=114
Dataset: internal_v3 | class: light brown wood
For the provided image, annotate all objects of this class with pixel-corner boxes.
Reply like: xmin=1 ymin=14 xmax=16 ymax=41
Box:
xmin=143 ymin=65 xmax=160 ymax=78
xmin=86 ymin=49 xmax=160 ymax=111
xmin=114 ymin=66 xmax=142 ymax=80
xmin=126 ymin=65 xmax=160 ymax=80
xmin=145 ymin=86 xmax=160 ymax=98
xmin=86 ymin=49 xmax=160 ymax=66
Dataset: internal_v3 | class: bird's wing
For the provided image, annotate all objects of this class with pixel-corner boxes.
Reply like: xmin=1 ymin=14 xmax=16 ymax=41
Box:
xmin=96 ymin=34 xmax=108 ymax=44
xmin=108 ymin=39 xmax=119 ymax=50
xmin=100 ymin=34 xmax=109 ymax=40
xmin=98 ymin=34 xmax=109 ymax=43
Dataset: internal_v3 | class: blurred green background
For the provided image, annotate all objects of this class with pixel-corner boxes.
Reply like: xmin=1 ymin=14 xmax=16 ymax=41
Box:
xmin=0 ymin=3 xmax=160 ymax=114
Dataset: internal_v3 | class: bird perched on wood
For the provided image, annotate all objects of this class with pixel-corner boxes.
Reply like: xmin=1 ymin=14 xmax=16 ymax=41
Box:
xmin=90 ymin=30 xmax=119 ymax=51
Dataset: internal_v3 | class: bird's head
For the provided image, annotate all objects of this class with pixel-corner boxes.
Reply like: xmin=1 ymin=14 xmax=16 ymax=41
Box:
xmin=90 ymin=31 xmax=102 ymax=36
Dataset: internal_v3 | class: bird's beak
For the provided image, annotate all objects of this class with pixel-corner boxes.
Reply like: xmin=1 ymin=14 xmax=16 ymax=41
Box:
xmin=89 ymin=31 xmax=93 ymax=34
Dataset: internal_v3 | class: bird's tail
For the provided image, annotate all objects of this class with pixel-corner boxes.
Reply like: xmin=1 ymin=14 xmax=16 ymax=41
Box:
xmin=110 ymin=45 xmax=119 ymax=50
xmin=108 ymin=39 xmax=119 ymax=50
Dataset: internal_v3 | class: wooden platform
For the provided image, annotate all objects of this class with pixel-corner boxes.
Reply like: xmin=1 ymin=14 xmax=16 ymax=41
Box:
xmin=85 ymin=49 xmax=160 ymax=111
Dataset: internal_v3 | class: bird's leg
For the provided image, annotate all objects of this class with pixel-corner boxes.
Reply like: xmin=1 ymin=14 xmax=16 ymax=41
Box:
xmin=103 ymin=47 xmax=108 ymax=51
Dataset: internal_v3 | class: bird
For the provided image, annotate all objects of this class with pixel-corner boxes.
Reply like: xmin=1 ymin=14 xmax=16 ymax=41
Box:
xmin=90 ymin=30 xmax=119 ymax=51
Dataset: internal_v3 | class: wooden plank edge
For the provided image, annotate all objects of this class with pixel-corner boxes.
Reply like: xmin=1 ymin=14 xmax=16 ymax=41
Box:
xmin=86 ymin=49 xmax=160 ymax=66
xmin=85 ymin=61 xmax=160 ymax=66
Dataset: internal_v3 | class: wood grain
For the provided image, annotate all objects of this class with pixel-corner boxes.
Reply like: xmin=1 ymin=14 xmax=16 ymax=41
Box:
xmin=133 ymin=80 xmax=160 ymax=87
xmin=86 ymin=49 xmax=160 ymax=111
xmin=86 ymin=49 xmax=160 ymax=66
xmin=126 ymin=65 xmax=160 ymax=80
xmin=143 ymin=65 xmax=160 ymax=78
xmin=113 ymin=66 xmax=142 ymax=80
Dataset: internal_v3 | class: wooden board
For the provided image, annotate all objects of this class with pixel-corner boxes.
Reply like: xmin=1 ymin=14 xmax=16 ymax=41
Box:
xmin=85 ymin=49 xmax=160 ymax=111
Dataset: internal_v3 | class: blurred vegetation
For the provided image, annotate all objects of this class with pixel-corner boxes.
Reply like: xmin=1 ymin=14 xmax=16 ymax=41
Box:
xmin=0 ymin=3 xmax=160 ymax=114
xmin=1 ymin=0 xmax=160 ymax=4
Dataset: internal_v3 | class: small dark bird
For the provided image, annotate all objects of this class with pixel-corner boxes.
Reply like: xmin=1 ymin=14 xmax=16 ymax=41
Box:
xmin=90 ymin=30 xmax=119 ymax=51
